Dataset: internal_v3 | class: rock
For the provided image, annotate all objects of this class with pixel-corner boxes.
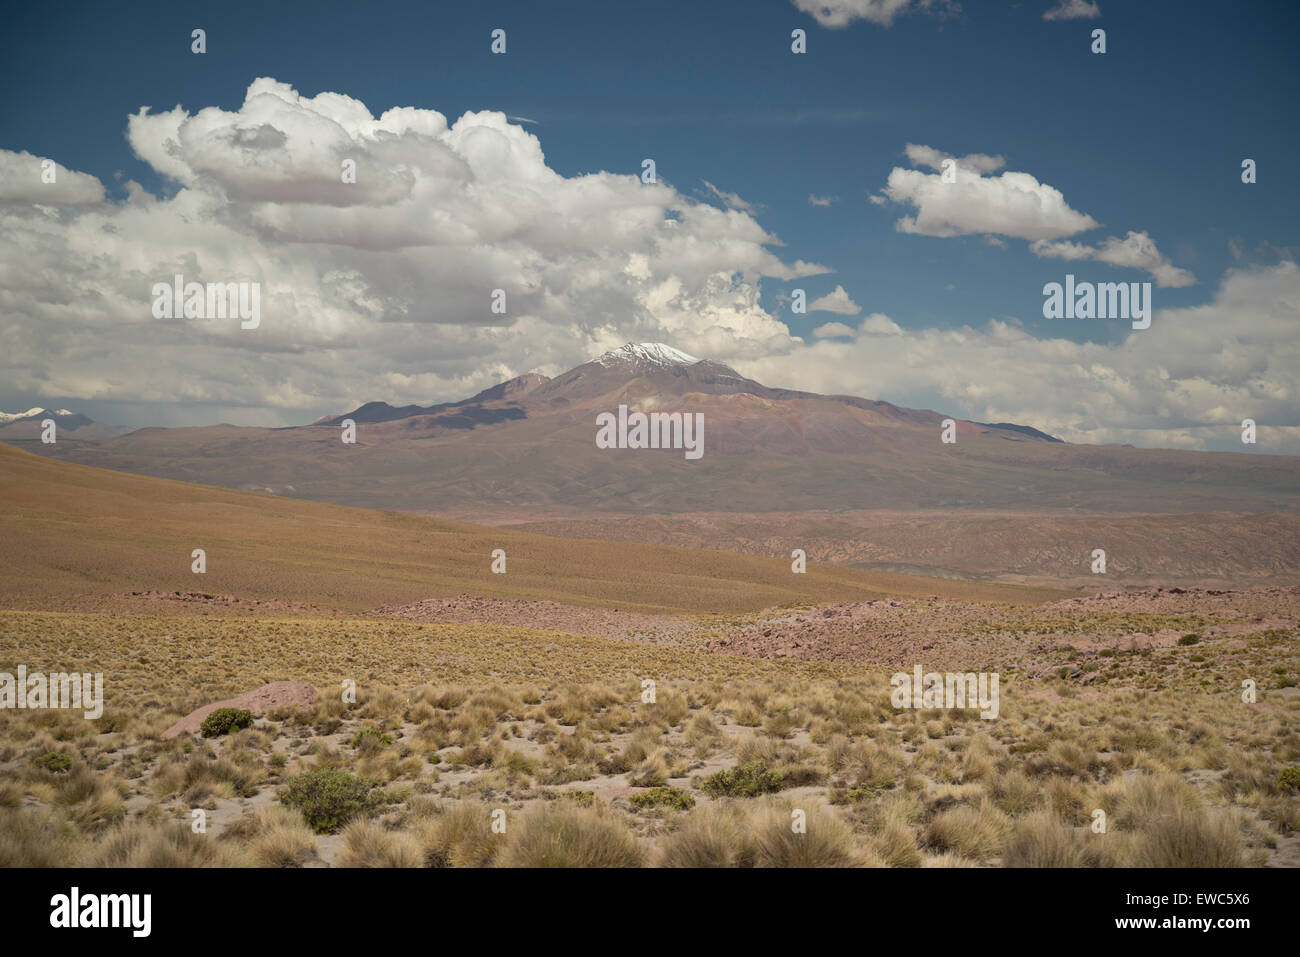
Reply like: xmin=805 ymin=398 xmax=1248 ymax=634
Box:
xmin=161 ymin=681 xmax=317 ymax=739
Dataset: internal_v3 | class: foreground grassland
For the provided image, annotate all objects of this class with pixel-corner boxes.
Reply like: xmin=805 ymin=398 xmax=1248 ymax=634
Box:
xmin=1 ymin=611 xmax=1296 ymax=867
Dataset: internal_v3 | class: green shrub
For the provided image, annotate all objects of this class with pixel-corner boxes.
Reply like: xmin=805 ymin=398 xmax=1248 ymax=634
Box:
xmin=629 ymin=787 xmax=696 ymax=811
xmin=200 ymin=708 xmax=253 ymax=738
xmin=31 ymin=752 xmax=74 ymax=774
xmin=701 ymin=761 xmax=784 ymax=798
xmin=349 ymin=727 xmax=394 ymax=749
xmin=279 ymin=768 xmax=382 ymax=834
xmin=1177 ymin=634 xmax=1200 ymax=646
xmin=1277 ymin=767 xmax=1300 ymax=793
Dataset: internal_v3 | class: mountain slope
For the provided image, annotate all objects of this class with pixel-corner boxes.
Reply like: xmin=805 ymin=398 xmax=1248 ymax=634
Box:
xmin=0 ymin=443 xmax=1059 ymax=614
xmin=4 ymin=343 xmax=1297 ymax=516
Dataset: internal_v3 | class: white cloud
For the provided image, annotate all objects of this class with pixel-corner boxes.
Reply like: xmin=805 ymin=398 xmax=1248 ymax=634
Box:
xmin=1043 ymin=0 xmax=1101 ymax=21
xmin=736 ymin=262 xmax=1300 ymax=452
xmin=812 ymin=321 xmax=857 ymax=338
xmin=792 ymin=0 xmax=954 ymax=28
xmin=877 ymin=143 xmax=1100 ymax=240
xmin=808 ymin=284 xmax=862 ymax=315
xmin=1031 ymin=231 xmax=1196 ymax=288
xmin=808 ymin=193 xmax=839 ymax=207
xmin=701 ymin=179 xmax=763 ymax=214
xmin=859 ymin=313 xmax=905 ymax=336
xmin=0 ymin=78 xmax=828 ymax=420
xmin=3 ymin=80 xmax=1288 ymax=455
xmin=0 ymin=150 xmax=105 ymax=206
xmin=903 ymin=144 xmax=1005 ymax=175
xmin=876 ymin=145 xmax=1193 ymax=287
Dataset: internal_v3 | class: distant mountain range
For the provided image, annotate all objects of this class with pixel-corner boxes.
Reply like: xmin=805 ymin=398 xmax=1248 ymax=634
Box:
xmin=0 ymin=407 xmax=90 ymax=427
xmin=0 ymin=407 xmax=127 ymax=439
xmin=4 ymin=343 xmax=1297 ymax=516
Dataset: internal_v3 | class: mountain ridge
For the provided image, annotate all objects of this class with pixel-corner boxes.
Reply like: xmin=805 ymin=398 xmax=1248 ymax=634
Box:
xmin=3 ymin=343 xmax=1296 ymax=518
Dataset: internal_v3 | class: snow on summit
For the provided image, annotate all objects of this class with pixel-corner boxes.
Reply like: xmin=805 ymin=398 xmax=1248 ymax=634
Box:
xmin=595 ymin=343 xmax=701 ymax=368
xmin=0 ymin=407 xmax=73 ymax=424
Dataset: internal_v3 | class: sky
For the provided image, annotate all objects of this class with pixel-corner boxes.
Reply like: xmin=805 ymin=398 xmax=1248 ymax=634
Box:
xmin=0 ymin=0 xmax=1297 ymax=452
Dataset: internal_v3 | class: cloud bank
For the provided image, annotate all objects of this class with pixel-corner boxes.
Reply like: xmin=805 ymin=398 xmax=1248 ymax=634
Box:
xmin=1 ymin=81 xmax=1291 ymax=451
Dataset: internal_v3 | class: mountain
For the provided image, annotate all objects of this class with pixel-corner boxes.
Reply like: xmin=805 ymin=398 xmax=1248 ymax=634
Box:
xmin=3 ymin=343 xmax=1297 ymax=520
xmin=0 ymin=407 xmax=92 ymax=428
xmin=0 ymin=407 xmax=126 ymax=439
xmin=320 ymin=373 xmax=550 ymax=426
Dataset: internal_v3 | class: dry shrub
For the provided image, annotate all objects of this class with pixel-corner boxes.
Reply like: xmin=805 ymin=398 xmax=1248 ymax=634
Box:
xmin=335 ymin=819 xmax=423 ymax=867
xmin=497 ymin=802 xmax=644 ymax=868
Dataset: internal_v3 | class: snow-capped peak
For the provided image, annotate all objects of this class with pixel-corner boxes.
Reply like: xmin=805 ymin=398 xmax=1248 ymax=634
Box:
xmin=594 ymin=343 xmax=701 ymax=368
xmin=0 ymin=407 xmax=77 ymax=424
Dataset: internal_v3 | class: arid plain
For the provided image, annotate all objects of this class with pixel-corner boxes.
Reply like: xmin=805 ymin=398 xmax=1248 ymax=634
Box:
xmin=1 ymin=443 xmax=1297 ymax=868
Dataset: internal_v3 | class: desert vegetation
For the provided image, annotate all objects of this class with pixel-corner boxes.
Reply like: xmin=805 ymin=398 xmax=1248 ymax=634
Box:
xmin=1 ymin=608 xmax=1295 ymax=867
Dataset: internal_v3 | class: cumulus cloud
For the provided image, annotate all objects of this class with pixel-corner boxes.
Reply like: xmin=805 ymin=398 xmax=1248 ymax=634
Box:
xmin=700 ymin=179 xmax=763 ymax=214
xmin=808 ymin=193 xmax=839 ymax=207
xmin=0 ymin=150 xmax=105 ymax=207
xmin=903 ymin=144 xmax=1005 ymax=175
xmin=812 ymin=321 xmax=857 ymax=338
xmin=0 ymin=78 xmax=827 ymax=421
xmin=1030 ymin=231 xmax=1196 ymax=288
xmin=808 ymin=284 xmax=862 ymax=315
xmin=2 ymin=80 xmax=1286 ymax=454
xmin=876 ymin=145 xmax=1193 ymax=287
xmin=876 ymin=143 xmax=1099 ymax=240
xmin=737 ymin=262 xmax=1300 ymax=451
xmin=1043 ymin=0 xmax=1101 ymax=21
xmin=792 ymin=0 xmax=955 ymax=28
xmin=812 ymin=313 xmax=906 ymax=339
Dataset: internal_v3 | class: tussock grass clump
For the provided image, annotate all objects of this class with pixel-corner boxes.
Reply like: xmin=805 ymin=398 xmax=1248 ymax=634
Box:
xmin=225 ymin=806 xmax=317 ymax=867
xmin=335 ymin=819 xmax=423 ymax=868
xmin=498 ymin=803 xmax=645 ymax=868
xmin=349 ymin=727 xmax=394 ymax=750
xmin=1125 ymin=806 xmax=1244 ymax=868
xmin=1103 ymin=771 xmax=1202 ymax=831
xmin=751 ymin=801 xmax=860 ymax=868
xmin=91 ymin=819 xmax=233 ymax=867
xmin=988 ymin=769 xmax=1041 ymax=816
xmin=1003 ymin=811 xmax=1102 ymax=867
xmin=657 ymin=805 xmax=755 ymax=867
xmin=0 ymin=808 xmax=84 ymax=867
xmin=415 ymin=801 xmax=500 ymax=868
xmin=924 ymin=800 xmax=1011 ymax=861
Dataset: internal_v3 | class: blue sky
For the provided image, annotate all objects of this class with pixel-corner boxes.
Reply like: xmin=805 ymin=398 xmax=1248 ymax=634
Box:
xmin=1 ymin=0 xmax=1297 ymax=450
